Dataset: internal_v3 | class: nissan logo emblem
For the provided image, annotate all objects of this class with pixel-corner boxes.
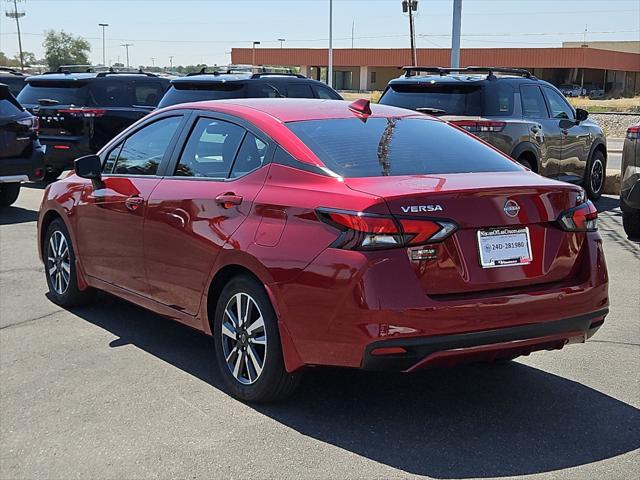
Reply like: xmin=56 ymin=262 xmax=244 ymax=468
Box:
xmin=503 ymin=200 xmax=520 ymax=217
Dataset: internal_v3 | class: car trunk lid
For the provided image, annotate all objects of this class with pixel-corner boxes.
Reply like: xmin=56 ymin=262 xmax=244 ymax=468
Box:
xmin=346 ymin=172 xmax=587 ymax=295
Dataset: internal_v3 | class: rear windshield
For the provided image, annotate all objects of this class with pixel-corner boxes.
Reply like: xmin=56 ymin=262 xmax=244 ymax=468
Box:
xmin=286 ymin=117 xmax=521 ymax=177
xmin=158 ymin=82 xmax=246 ymax=108
xmin=379 ymin=82 xmax=514 ymax=117
xmin=18 ymin=81 xmax=89 ymax=106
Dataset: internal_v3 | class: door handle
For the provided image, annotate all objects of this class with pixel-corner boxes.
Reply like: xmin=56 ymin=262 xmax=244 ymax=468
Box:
xmin=125 ymin=195 xmax=144 ymax=211
xmin=215 ymin=193 xmax=243 ymax=209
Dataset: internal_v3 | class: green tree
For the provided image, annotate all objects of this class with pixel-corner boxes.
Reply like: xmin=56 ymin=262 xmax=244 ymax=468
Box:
xmin=43 ymin=30 xmax=91 ymax=70
xmin=0 ymin=51 xmax=20 ymax=67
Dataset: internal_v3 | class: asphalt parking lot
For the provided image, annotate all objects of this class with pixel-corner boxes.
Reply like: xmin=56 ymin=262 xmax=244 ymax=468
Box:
xmin=1 ymin=185 xmax=638 ymax=480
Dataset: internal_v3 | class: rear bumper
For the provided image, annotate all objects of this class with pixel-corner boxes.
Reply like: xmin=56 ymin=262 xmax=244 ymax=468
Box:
xmin=361 ymin=309 xmax=607 ymax=371
xmin=0 ymin=145 xmax=46 ymax=181
xmin=39 ymin=136 xmax=93 ymax=169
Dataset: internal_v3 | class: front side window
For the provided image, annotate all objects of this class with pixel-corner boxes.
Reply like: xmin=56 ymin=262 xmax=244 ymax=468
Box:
xmin=314 ymin=85 xmax=340 ymax=100
xmin=230 ymin=133 xmax=268 ymax=178
xmin=109 ymin=116 xmax=182 ymax=175
xmin=174 ymin=118 xmax=245 ymax=178
xmin=286 ymin=117 xmax=521 ymax=178
xmin=134 ymin=82 xmax=165 ymax=106
xmin=520 ymin=85 xmax=549 ymax=118
xmin=543 ymin=87 xmax=574 ymax=120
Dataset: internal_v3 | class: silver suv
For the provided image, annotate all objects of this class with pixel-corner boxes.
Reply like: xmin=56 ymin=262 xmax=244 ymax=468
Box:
xmin=379 ymin=67 xmax=607 ymax=200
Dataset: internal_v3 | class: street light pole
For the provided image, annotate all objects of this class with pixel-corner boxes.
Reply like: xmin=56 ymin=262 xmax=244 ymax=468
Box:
xmin=450 ymin=0 xmax=462 ymax=68
xmin=278 ymin=38 xmax=286 ymax=49
xmin=121 ymin=43 xmax=133 ymax=68
xmin=402 ymin=0 xmax=418 ymax=67
xmin=328 ymin=0 xmax=333 ymax=87
xmin=252 ymin=41 xmax=261 ymax=66
xmin=98 ymin=23 xmax=109 ymax=66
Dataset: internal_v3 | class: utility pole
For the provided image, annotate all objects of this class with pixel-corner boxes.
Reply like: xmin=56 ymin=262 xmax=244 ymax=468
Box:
xmin=252 ymin=41 xmax=260 ymax=66
xmin=277 ymin=38 xmax=285 ymax=49
xmin=169 ymin=55 xmax=174 ymax=69
xmin=98 ymin=23 xmax=109 ymax=66
xmin=402 ymin=0 xmax=418 ymax=67
xmin=150 ymin=57 xmax=155 ymax=67
xmin=5 ymin=0 xmax=26 ymax=71
xmin=328 ymin=0 xmax=333 ymax=87
xmin=451 ymin=0 xmax=462 ymax=68
xmin=351 ymin=20 xmax=355 ymax=49
xmin=121 ymin=43 xmax=133 ymax=68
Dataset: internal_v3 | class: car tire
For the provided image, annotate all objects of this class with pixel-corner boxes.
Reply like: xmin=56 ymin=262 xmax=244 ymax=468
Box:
xmin=0 ymin=182 xmax=21 ymax=207
xmin=44 ymin=168 xmax=63 ymax=183
xmin=516 ymin=157 xmax=533 ymax=171
xmin=583 ymin=150 xmax=606 ymax=200
xmin=44 ymin=218 xmax=95 ymax=307
xmin=213 ymin=274 xmax=301 ymax=402
xmin=622 ymin=210 xmax=640 ymax=239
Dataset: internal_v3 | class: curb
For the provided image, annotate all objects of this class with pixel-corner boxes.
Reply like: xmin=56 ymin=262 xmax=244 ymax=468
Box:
xmin=604 ymin=169 xmax=620 ymax=195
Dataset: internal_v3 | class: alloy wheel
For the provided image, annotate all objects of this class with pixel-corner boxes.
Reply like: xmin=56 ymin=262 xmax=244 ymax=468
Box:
xmin=47 ymin=230 xmax=71 ymax=295
xmin=221 ymin=292 xmax=267 ymax=385
xmin=590 ymin=158 xmax=604 ymax=194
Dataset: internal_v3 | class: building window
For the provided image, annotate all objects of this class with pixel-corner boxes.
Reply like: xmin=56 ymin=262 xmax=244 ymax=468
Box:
xmin=370 ymin=71 xmax=377 ymax=84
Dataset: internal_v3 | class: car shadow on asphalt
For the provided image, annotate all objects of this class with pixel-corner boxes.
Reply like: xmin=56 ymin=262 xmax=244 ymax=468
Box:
xmin=0 ymin=206 xmax=38 ymax=225
xmin=70 ymin=293 xmax=640 ymax=479
xmin=595 ymin=195 xmax=620 ymax=214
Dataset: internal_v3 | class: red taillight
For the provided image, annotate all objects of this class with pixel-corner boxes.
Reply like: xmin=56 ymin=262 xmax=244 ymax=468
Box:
xmin=626 ymin=125 xmax=640 ymax=140
xmin=53 ymin=145 xmax=70 ymax=150
xmin=317 ymin=208 xmax=457 ymax=250
xmin=17 ymin=116 xmax=39 ymax=133
xmin=58 ymin=107 xmax=106 ymax=118
xmin=32 ymin=116 xmax=39 ymax=133
xmin=558 ymin=200 xmax=598 ymax=232
xmin=451 ymin=120 xmax=506 ymax=133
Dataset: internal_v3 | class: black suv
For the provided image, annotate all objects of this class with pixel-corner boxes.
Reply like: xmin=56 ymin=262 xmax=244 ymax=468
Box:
xmin=157 ymin=68 xmax=342 ymax=108
xmin=0 ymin=83 xmax=45 ymax=206
xmin=17 ymin=70 xmax=169 ymax=180
xmin=379 ymin=67 xmax=607 ymax=200
xmin=0 ymin=67 xmax=28 ymax=96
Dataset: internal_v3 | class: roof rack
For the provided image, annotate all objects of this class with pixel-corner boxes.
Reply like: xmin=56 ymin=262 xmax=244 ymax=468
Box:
xmin=96 ymin=68 xmax=159 ymax=77
xmin=186 ymin=65 xmax=254 ymax=77
xmin=0 ymin=66 xmax=24 ymax=74
xmin=402 ymin=66 xmax=534 ymax=79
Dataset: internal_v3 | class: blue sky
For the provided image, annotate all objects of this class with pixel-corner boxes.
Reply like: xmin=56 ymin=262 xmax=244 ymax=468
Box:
xmin=1 ymin=0 xmax=639 ymax=67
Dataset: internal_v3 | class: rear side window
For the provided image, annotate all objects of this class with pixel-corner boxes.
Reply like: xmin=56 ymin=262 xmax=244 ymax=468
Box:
xmin=157 ymin=83 xmax=246 ymax=108
xmin=230 ymin=133 xmax=268 ymax=178
xmin=174 ymin=117 xmax=245 ymax=178
xmin=520 ymin=85 xmax=548 ymax=118
xmin=17 ymin=81 xmax=89 ymax=106
xmin=314 ymin=85 xmax=341 ymax=100
xmin=0 ymin=99 xmax=22 ymax=116
xmin=134 ymin=82 xmax=165 ymax=106
xmin=379 ymin=84 xmax=482 ymax=116
xmin=286 ymin=117 xmax=521 ymax=178
xmin=483 ymin=83 xmax=514 ymax=116
xmin=286 ymin=83 xmax=314 ymax=98
xmin=1 ymin=76 xmax=26 ymax=96
xmin=109 ymin=116 xmax=182 ymax=175
xmin=90 ymin=80 xmax=131 ymax=107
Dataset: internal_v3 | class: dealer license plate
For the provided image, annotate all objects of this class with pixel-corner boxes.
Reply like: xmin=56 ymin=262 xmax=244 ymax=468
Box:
xmin=477 ymin=227 xmax=532 ymax=268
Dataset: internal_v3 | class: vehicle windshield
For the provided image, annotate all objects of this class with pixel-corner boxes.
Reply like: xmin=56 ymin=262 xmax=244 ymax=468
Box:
xmin=18 ymin=81 xmax=89 ymax=106
xmin=157 ymin=83 xmax=246 ymax=108
xmin=286 ymin=117 xmax=521 ymax=178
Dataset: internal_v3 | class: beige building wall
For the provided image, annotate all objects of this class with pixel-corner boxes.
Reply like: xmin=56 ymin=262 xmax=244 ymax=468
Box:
xmin=562 ymin=41 xmax=640 ymax=54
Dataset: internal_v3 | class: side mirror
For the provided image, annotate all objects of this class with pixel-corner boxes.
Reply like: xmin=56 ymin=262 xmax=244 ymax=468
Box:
xmin=575 ymin=108 xmax=589 ymax=122
xmin=75 ymin=155 xmax=102 ymax=180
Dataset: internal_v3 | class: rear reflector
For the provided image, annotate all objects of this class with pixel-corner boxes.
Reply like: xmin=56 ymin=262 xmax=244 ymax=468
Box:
xmin=53 ymin=145 xmax=70 ymax=150
xmin=557 ymin=200 xmax=598 ymax=232
xmin=371 ymin=347 xmax=407 ymax=356
xmin=317 ymin=208 xmax=457 ymax=250
xmin=451 ymin=120 xmax=506 ymax=133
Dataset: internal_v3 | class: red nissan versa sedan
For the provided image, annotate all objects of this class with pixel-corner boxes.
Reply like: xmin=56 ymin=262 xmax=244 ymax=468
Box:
xmin=37 ymin=98 xmax=609 ymax=402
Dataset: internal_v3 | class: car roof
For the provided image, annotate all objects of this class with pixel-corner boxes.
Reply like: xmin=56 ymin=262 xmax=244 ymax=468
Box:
xmin=167 ymin=98 xmax=420 ymax=122
xmin=388 ymin=73 xmax=542 ymax=86
xmin=25 ymin=73 xmax=166 ymax=82
xmin=159 ymin=99 xmax=429 ymax=168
